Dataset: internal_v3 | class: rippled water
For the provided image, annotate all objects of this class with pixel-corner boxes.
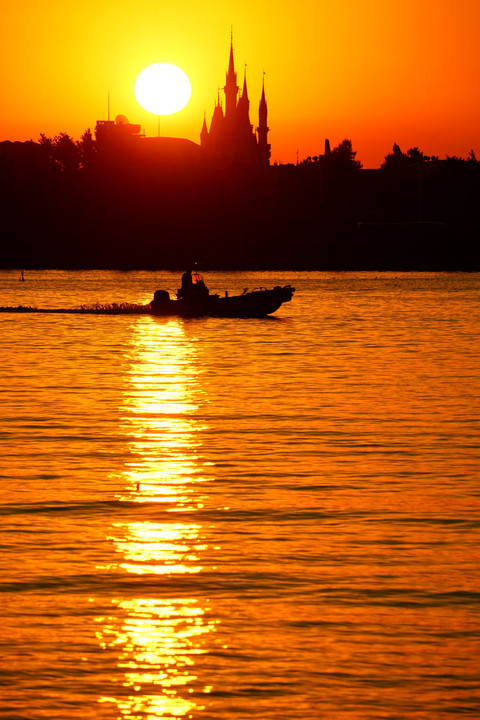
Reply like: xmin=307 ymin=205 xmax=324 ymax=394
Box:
xmin=1 ymin=270 xmax=479 ymax=719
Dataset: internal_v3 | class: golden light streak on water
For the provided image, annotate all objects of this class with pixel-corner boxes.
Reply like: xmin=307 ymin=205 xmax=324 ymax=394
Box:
xmin=97 ymin=598 xmax=215 ymax=718
xmin=97 ymin=319 xmax=216 ymax=718
xmin=3 ymin=272 xmax=479 ymax=719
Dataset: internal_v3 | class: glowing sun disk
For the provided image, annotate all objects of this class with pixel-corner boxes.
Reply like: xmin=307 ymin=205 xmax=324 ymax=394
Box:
xmin=134 ymin=63 xmax=192 ymax=116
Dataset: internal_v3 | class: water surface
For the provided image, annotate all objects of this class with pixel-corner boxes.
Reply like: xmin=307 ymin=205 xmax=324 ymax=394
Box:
xmin=1 ymin=271 xmax=479 ymax=719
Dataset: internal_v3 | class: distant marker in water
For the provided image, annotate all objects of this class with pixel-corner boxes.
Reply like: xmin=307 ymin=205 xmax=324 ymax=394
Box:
xmin=136 ymin=482 xmax=140 ymax=491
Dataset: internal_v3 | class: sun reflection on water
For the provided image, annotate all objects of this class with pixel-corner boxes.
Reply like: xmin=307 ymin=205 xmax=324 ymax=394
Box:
xmin=97 ymin=597 xmax=215 ymax=718
xmin=110 ymin=521 xmax=205 ymax=575
xmin=97 ymin=319 xmax=216 ymax=718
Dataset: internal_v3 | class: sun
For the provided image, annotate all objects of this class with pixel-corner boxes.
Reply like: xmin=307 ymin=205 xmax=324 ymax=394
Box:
xmin=134 ymin=63 xmax=192 ymax=116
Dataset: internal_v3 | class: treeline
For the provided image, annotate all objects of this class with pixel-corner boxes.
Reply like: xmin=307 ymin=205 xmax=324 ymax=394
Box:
xmin=0 ymin=132 xmax=479 ymax=270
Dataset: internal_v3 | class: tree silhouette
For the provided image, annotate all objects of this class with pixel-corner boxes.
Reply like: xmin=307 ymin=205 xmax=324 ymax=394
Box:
xmin=38 ymin=132 xmax=80 ymax=173
xmin=298 ymin=139 xmax=361 ymax=170
xmin=406 ymin=146 xmax=427 ymax=163
xmin=76 ymin=129 xmax=96 ymax=171
xmin=328 ymin=139 xmax=362 ymax=171
xmin=382 ymin=143 xmax=440 ymax=170
xmin=382 ymin=143 xmax=406 ymax=169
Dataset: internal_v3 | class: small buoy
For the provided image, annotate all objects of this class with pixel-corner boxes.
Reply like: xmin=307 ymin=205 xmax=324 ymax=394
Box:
xmin=136 ymin=482 xmax=140 ymax=491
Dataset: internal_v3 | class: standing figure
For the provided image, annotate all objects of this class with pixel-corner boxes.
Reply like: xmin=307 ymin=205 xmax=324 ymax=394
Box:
xmin=177 ymin=268 xmax=193 ymax=300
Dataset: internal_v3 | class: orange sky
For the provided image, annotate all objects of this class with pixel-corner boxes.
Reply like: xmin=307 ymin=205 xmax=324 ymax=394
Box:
xmin=1 ymin=0 xmax=480 ymax=167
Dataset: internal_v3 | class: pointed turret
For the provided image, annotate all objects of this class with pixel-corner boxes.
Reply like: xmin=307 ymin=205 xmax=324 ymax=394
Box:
xmin=242 ymin=64 xmax=249 ymax=102
xmin=224 ymin=33 xmax=239 ymax=120
xmin=209 ymin=92 xmax=224 ymax=141
xmin=228 ymin=31 xmax=236 ymax=78
xmin=237 ymin=64 xmax=251 ymax=119
xmin=258 ymin=75 xmax=268 ymax=126
xmin=257 ymin=74 xmax=271 ymax=165
xmin=200 ymin=112 xmax=209 ymax=147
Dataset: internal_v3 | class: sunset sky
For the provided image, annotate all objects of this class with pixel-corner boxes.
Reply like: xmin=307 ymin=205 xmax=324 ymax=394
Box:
xmin=1 ymin=0 xmax=479 ymax=167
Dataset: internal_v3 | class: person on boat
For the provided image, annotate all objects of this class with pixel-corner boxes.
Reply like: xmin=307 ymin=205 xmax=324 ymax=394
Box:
xmin=177 ymin=267 xmax=209 ymax=301
xmin=191 ymin=271 xmax=209 ymax=298
xmin=177 ymin=268 xmax=193 ymax=300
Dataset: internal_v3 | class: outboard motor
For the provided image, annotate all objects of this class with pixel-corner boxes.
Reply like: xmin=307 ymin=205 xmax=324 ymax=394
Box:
xmin=151 ymin=289 xmax=170 ymax=307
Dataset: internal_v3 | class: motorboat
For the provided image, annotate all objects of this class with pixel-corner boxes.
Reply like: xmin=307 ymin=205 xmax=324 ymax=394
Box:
xmin=149 ymin=272 xmax=295 ymax=317
xmin=0 ymin=271 xmax=295 ymax=318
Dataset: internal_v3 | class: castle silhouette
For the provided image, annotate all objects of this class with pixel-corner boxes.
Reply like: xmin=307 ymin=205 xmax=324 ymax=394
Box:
xmin=200 ymin=36 xmax=271 ymax=166
xmin=95 ymin=36 xmax=271 ymax=166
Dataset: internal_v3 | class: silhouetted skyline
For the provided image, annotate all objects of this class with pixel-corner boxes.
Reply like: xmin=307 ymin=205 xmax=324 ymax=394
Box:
xmin=200 ymin=37 xmax=270 ymax=166
xmin=1 ymin=127 xmax=479 ymax=271
xmin=1 ymin=3 xmax=480 ymax=167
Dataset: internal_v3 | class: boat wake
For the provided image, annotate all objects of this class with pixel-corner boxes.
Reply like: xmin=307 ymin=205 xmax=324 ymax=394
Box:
xmin=0 ymin=303 xmax=150 ymax=315
xmin=0 ymin=276 xmax=295 ymax=318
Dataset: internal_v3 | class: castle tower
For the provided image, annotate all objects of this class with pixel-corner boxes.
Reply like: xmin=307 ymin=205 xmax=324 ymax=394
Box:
xmin=224 ymin=34 xmax=239 ymax=121
xmin=238 ymin=65 xmax=250 ymax=116
xmin=209 ymin=92 xmax=225 ymax=143
xmin=201 ymin=34 xmax=271 ymax=166
xmin=200 ymin=113 xmax=209 ymax=146
xmin=237 ymin=65 xmax=254 ymax=140
xmin=257 ymin=76 xmax=271 ymax=165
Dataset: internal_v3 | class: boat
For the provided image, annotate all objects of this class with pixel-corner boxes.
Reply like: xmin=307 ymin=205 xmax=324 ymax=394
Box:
xmin=0 ymin=271 xmax=295 ymax=318
xmin=150 ymin=271 xmax=295 ymax=317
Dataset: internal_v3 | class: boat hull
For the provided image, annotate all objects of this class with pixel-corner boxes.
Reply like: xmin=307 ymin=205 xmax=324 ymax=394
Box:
xmin=150 ymin=285 xmax=295 ymax=318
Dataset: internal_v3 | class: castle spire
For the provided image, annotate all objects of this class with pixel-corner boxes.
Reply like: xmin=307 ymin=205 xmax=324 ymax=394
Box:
xmin=228 ymin=29 xmax=235 ymax=78
xmin=224 ymin=32 xmax=238 ymax=119
xmin=238 ymin=63 xmax=250 ymax=116
xmin=200 ymin=111 xmax=208 ymax=146
xmin=259 ymin=73 xmax=267 ymax=113
xmin=242 ymin=63 xmax=249 ymax=100
xmin=257 ymin=73 xmax=271 ymax=165
xmin=237 ymin=62 xmax=252 ymax=134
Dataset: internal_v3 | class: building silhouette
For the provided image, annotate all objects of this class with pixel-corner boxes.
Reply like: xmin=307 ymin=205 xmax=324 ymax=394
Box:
xmin=95 ymin=114 xmax=142 ymax=146
xmin=200 ymin=36 xmax=271 ymax=166
xmin=94 ymin=37 xmax=271 ymax=166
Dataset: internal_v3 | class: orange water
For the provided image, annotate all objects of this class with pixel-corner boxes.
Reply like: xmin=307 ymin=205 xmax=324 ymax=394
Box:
xmin=1 ymin=271 xmax=479 ymax=719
